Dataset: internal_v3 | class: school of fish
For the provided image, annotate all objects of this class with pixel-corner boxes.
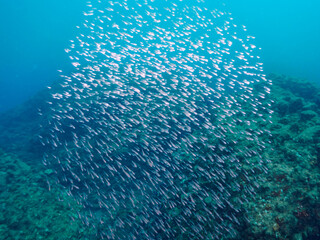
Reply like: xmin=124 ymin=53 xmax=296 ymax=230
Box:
xmin=42 ymin=0 xmax=272 ymax=239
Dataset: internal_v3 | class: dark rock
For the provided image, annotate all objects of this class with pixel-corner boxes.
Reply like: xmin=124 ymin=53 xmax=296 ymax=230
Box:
xmin=300 ymin=110 xmax=317 ymax=121
xmin=275 ymin=100 xmax=289 ymax=116
xmin=0 ymin=171 xmax=7 ymax=191
xmin=289 ymin=97 xmax=303 ymax=113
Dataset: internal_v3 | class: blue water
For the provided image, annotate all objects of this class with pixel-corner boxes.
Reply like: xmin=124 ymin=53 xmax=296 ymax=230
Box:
xmin=0 ymin=0 xmax=319 ymax=112
xmin=0 ymin=0 xmax=319 ymax=239
xmin=41 ymin=1 xmax=271 ymax=238
xmin=0 ymin=0 xmax=86 ymax=112
xmin=224 ymin=0 xmax=320 ymax=83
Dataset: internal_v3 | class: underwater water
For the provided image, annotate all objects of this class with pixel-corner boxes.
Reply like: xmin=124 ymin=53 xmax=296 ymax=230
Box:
xmin=1 ymin=0 xmax=319 ymax=113
xmin=0 ymin=0 xmax=320 ymax=239
xmin=224 ymin=0 xmax=320 ymax=83
xmin=0 ymin=0 xmax=87 ymax=113
xmin=42 ymin=1 xmax=270 ymax=239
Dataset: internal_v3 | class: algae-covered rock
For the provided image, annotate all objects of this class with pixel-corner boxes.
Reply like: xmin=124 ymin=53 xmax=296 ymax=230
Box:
xmin=297 ymin=126 xmax=320 ymax=143
xmin=0 ymin=150 xmax=94 ymax=239
xmin=44 ymin=168 xmax=54 ymax=175
xmin=0 ymin=224 xmax=10 ymax=239
xmin=274 ymin=100 xmax=289 ymax=116
xmin=300 ymin=110 xmax=318 ymax=121
xmin=1 ymin=71 xmax=320 ymax=240
xmin=0 ymin=171 xmax=7 ymax=191
xmin=240 ymin=74 xmax=320 ymax=240
xmin=288 ymin=97 xmax=304 ymax=113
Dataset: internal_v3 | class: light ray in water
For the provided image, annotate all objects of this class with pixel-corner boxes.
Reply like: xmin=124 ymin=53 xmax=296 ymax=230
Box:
xmin=43 ymin=0 xmax=272 ymax=239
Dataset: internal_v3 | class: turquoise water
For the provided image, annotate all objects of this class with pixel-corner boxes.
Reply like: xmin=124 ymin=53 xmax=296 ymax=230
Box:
xmin=0 ymin=0 xmax=319 ymax=112
xmin=224 ymin=0 xmax=320 ymax=83
xmin=0 ymin=0 xmax=320 ymax=239
xmin=0 ymin=0 xmax=86 ymax=112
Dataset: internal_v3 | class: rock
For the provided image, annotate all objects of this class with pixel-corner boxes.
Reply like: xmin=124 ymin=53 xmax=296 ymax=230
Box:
xmin=298 ymin=126 xmax=320 ymax=143
xmin=293 ymin=233 xmax=303 ymax=240
xmin=302 ymin=102 xmax=318 ymax=111
xmin=300 ymin=110 xmax=317 ymax=121
xmin=0 ymin=171 xmax=7 ymax=190
xmin=44 ymin=169 xmax=54 ymax=175
xmin=289 ymin=97 xmax=303 ymax=113
xmin=275 ymin=100 xmax=289 ymax=116
xmin=272 ymin=223 xmax=280 ymax=231
xmin=0 ymin=224 xmax=10 ymax=239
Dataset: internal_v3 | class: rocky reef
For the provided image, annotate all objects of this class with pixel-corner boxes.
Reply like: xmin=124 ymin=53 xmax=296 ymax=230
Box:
xmin=240 ymin=74 xmax=320 ymax=240
xmin=0 ymin=74 xmax=319 ymax=239
xmin=0 ymin=149 xmax=96 ymax=239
